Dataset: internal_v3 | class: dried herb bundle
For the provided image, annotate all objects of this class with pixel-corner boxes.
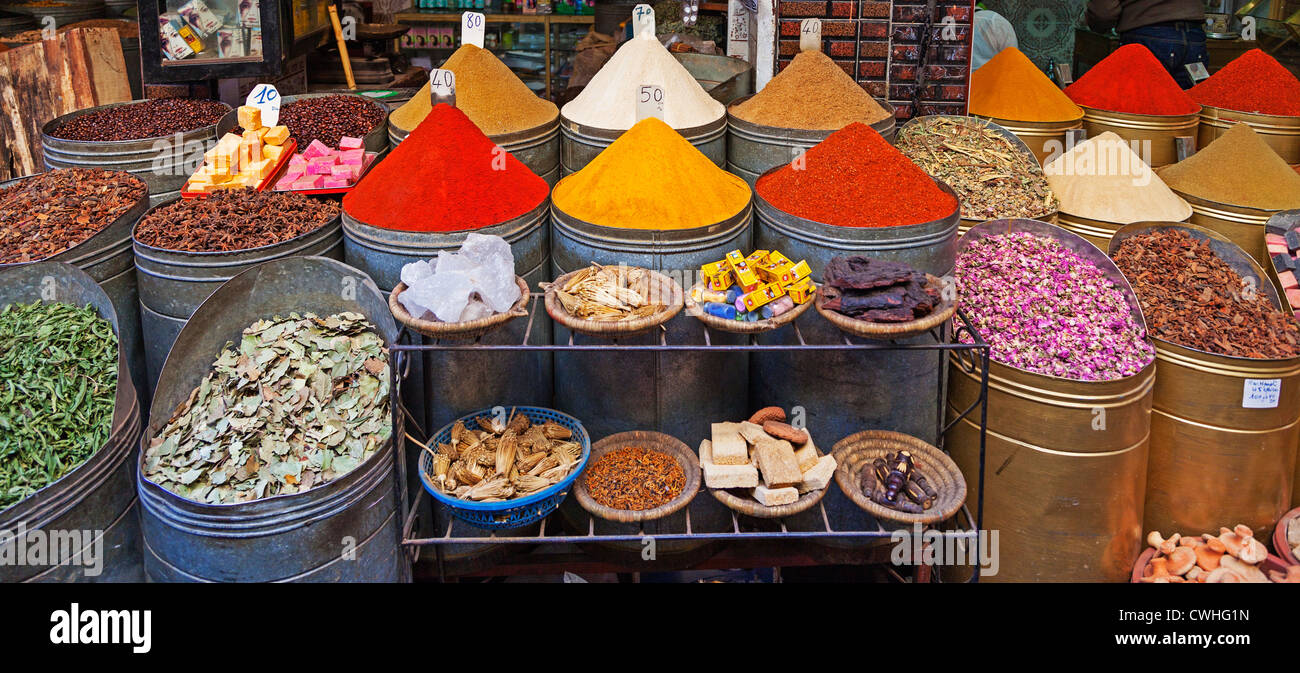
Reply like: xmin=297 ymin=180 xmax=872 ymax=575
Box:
xmin=143 ymin=312 xmax=391 ymax=504
xmin=546 ymin=264 xmax=665 ymax=321
xmin=427 ymin=411 xmax=581 ymax=501
xmin=0 ymin=301 xmax=117 ymax=510
xmin=896 ymin=117 xmax=1057 ymax=221
xmin=1114 ymin=229 xmax=1300 ymax=359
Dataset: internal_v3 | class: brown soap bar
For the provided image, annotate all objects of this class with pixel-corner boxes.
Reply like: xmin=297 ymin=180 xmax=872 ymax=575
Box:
xmin=754 ymin=437 xmax=802 ymax=488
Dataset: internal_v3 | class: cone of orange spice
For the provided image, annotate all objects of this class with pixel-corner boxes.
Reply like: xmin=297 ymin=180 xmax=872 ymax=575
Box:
xmin=755 ymin=122 xmax=958 ymax=228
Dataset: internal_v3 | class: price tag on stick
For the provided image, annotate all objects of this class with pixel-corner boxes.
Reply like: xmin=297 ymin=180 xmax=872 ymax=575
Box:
xmin=633 ymin=3 xmax=655 ymax=38
xmin=429 ymin=69 xmax=457 ymax=108
xmin=799 ymin=18 xmax=821 ymax=52
xmin=637 ymin=84 xmax=664 ymax=121
xmin=245 ymin=83 xmax=281 ymax=127
xmin=462 ymin=11 xmax=485 ymax=48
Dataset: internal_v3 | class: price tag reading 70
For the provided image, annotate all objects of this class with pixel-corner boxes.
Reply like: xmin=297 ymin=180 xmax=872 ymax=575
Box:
xmin=636 ymin=84 xmax=664 ymax=121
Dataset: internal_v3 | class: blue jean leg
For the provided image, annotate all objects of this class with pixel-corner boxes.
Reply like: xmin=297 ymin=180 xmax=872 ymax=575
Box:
xmin=1120 ymin=25 xmax=1210 ymax=88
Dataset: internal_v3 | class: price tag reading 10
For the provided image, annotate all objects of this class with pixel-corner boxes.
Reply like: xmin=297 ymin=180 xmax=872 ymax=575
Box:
xmin=637 ymin=84 xmax=664 ymax=121
xmin=461 ymin=11 xmax=485 ymax=48
xmin=429 ymin=69 xmax=456 ymax=107
xmin=245 ymin=83 xmax=281 ymax=127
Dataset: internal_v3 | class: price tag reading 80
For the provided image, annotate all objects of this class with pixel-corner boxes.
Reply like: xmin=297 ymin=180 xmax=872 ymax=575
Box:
xmin=636 ymin=84 xmax=664 ymax=121
xmin=429 ymin=69 xmax=457 ymax=107
xmin=461 ymin=11 xmax=485 ymax=48
xmin=245 ymin=83 xmax=281 ymax=127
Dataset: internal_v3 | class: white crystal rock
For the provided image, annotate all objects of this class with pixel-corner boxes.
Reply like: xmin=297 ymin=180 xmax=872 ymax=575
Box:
xmin=400 ymin=259 xmax=434 ymax=288
xmin=458 ymin=297 xmax=494 ymax=322
xmin=398 ymin=234 xmax=519 ymax=322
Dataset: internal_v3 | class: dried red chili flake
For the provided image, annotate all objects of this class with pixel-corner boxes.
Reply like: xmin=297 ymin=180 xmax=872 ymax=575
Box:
xmin=584 ymin=446 xmax=685 ymax=511
xmin=134 ymin=189 xmax=339 ymax=253
xmin=0 ymin=168 xmax=146 ymax=265
xmin=1189 ymin=49 xmax=1300 ymax=117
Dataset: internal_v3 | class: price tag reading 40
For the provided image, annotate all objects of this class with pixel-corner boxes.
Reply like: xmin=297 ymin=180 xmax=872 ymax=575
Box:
xmin=633 ymin=4 xmax=655 ymax=37
xmin=799 ymin=18 xmax=821 ymax=53
xmin=245 ymin=83 xmax=281 ymax=127
xmin=461 ymin=11 xmax=485 ymax=48
xmin=429 ymin=69 xmax=457 ymax=107
xmin=637 ymin=84 xmax=664 ymax=121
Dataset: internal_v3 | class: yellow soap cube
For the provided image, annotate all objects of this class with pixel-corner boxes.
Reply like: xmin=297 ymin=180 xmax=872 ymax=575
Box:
xmin=262 ymin=125 xmax=290 ymax=146
xmin=246 ymin=159 xmax=274 ymax=179
xmin=262 ymin=144 xmax=285 ymax=162
xmin=237 ymin=105 xmax=262 ymax=131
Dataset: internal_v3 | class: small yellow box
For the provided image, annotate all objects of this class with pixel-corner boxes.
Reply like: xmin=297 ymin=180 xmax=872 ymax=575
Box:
xmin=707 ymin=270 xmax=733 ymax=292
xmin=701 ymin=259 xmax=729 ymax=277
xmin=740 ymin=282 xmax=783 ymax=312
xmin=745 ymin=250 xmax=770 ymax=265
xmin=766 ymin=250 xmax=792 ymax=267
xmin=237 ymin=105 xmax=263 ymax=131
xmin=757 ymin=260 xmax=791 ymax=284
xmin=730 ymin=262 xmax=761 ymax=292
xmin=262 ymin=125 xmax=290 ymax=146
xmin=786 ymin=278 xmax=815 ymax=305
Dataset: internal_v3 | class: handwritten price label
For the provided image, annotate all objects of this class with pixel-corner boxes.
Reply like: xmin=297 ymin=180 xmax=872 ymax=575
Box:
xmin=245 ymin=83 xmax=281 ymax=127
xmin=799 ymin=18 xmax=821 ymax=53
xmin=1243 ymin=378 xmax=1281 ymax=409
xmin=429 ymin=69 xmax=457 ymax=107
xmin=636 ymin=84 xmax=664 ymax=121
xmin=461 ymin=11 xmax=485 ymax=48
xmin=633 ymin=3 xmax=655 ymax=38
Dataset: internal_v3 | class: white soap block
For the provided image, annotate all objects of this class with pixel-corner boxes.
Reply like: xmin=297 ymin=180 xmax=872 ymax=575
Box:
xmin=797 ymin=454 xmax=837 ymax=493
xmin=711 ymin=422 xmax=749 ymax=466
xmin=752 ymin=484 xmax=799 ymax=506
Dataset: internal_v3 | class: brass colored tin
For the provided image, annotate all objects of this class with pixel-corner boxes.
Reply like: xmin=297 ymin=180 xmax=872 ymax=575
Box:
xmin=1079 ymin=105 xmax=1200 ymax=168
xmin=946 ymin=219 xmax=1155 ymax=582
xmin=960 ymin=211 xmax=1057 ymax=238
xmin=1111 ymin=222 xmax=1300 ymax=537
xmin=971 ymin=115 xmax=1083 ymax=165
xmin=1055 ymin=210 xmax=1189 ymax=252
xmin=1198 ymin=105 xmax=1300 ymax=166
xmin=1172 ymin=189 xmax=1276 ymax=268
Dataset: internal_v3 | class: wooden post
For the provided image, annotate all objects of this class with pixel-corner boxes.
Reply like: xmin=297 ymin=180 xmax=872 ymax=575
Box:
xmin=328 ymin=5 xmax=356 ymax=91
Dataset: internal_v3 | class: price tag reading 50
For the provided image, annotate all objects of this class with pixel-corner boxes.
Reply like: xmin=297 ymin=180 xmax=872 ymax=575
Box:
xmin=245 ymin=83 xmax=281 ymax=127
xmin=637 ymin=84 xmax=664 ymax=121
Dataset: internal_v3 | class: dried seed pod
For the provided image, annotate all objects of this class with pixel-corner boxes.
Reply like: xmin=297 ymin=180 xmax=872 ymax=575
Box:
xmin=542 ymin=421 xmax=572 ymax=439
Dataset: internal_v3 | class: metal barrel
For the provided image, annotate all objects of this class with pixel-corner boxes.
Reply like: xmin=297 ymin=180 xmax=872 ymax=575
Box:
xmin=1199 ymin=105 xmax=1300 ymax=166
xmin=971 ymin=115 xmax=1083 ymax=165
xmin=137 ymin=256 xmax=406 ymax=582
xmin=1078 ymin=105 xmax=1200 ymax=168
xmin=42 ymin=99 xmax=230 ymax=205
xmin=946 ymin=218 xmax=1154 ymax=582
xmin=1110 ymin=222 xmax=1300 ymax=537
xmin=0 ymin=261 xmax=144 ymax=582
xmin=559 ymin=112 xmax=728 ymax=176
xmin=0 ymin=172 xmax=150 ymax=403
xmin=386 ymin=114 xmax=562 ymax=187
xmin=674 ymin=52 xmax=754 ymax=105
xmin=278 ymin=93 xmax=390 ymax=154
xmin=1055 ymin=210 xmax=1187 ymax=252
xmin=132 ymin=197 xmax=344 ymax=398
xmin=726 ymin=96 xmax=896 ymax=188
xmin=1171 ymin=188 xmax=1277 ymax=269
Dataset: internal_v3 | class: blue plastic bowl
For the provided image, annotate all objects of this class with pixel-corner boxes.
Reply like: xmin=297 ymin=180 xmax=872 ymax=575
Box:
xmin=419 ymin=407 xmax=591 ymax=530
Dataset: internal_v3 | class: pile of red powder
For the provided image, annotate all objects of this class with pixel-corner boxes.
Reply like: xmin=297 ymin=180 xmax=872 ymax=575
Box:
xmin=1065 ymin=44 xmax=1200 ymax=116
xmin=755 ymin=122 xmax=958 ymax=228
xmin=1190 ymin=49 xmax=1300 ymax=117
xmin=343 ymin=104 xmax=549 ymax=232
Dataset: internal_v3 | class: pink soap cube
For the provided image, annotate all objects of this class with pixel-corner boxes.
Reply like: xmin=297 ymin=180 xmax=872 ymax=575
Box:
xmin=1266 ymin=233 xmax=1286 ymax=246
xmin=339 ymin=149 xmax=365 ymax=166
xmin=339 ymin=136 xmax=364 ymax=151
xmin=307 ymin=158 xmax=335 ymax=175
xmin=322 ymin=176 xmax=350 ymax=189
xmin=292 ymin=175 xmax=323 ymax=189
xmin=279 ymin=166 xmax=304 ymax=180
xmin=330 ymin=165 xmax=352 ymax=180
xmin=288 ymin=153 xmax=307 ymax=167
xmin=302 ymin=140 xmax=333 ymax=159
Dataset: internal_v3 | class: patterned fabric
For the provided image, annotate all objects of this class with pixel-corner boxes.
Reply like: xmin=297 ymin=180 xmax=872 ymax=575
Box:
xmin=982 ymin=0 xmax=1088 ymax=70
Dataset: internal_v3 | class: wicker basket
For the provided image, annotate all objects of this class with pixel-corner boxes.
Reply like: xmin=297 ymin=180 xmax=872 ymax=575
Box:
xmin=683 ymin=284 xmax=813 ymax=334
xmin=814 ymin=274 xmax=957 ymax=340
xmin=543 ymin=267 xmax=684 ymax=338
xmin=389 ymin=275 xmax=531 ymax=341
xmin=832 ymin=430 xmax=966 ymax=525
xmin=709 ymin=481 xmax=829 ymax=519
xmin=574 ymin=431 xmax=701 ymax=523
xmin=1275 ymin=507 xmax=1299 ymax=567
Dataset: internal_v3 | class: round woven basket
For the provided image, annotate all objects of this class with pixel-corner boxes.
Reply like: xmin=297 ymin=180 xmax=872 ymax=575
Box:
xmin=832 ymin=430 xmax=966 ymax=525
xmin=814 ymin=274 xmax=957 ymax=340
xmin=543 ymin=267 xmax=684 ymax=338
xmin=683 ymin=284 xmax=813 ymax=334
xmin=709 ymin=480 xmax=829 ymax=519
xmin=574 ymin=431 xmax=701 ymax=523
xmin=389 ymin=275 xmax=530 ymax=341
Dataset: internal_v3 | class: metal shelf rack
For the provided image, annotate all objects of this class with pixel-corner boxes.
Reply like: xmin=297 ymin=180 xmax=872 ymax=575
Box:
xmin=389 ymin=292 xmax=990 ymax=582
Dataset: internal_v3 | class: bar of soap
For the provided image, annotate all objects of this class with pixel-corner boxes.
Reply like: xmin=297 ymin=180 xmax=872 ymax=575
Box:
xmin=339 ymin=135 xmax=364 ymax=150
xmin=797 ymin=454 xmax=837 ymax=493
xmin=236 ymin=105 xmax=262 ymax=131
xmin=303 ymin=139 xmax=333 ymax=159
xmin=752 ymin=484 xmax=798 ymax=506
xmin=711 ymin=422 xmax=748 ymax=466
xmin=793 ymin=435 xmax=819 ymax=473
xmin=754 ymin=437 xmax=802 ymax=488
xmin=737 ymin=421 xmax=772 ymax=445
xmin=699 ymin=440 xmax=759 ymax=489
xmin=263 ymin=125 xmax=290 ymax=146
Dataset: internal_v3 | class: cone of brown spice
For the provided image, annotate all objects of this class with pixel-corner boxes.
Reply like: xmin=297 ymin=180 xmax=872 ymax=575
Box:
xmin=729 ymin=50 xmax=890 ymax=130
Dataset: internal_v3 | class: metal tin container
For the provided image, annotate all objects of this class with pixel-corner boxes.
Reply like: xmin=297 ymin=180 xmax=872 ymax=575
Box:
xmin=386 ymin=114 xmax=562 ymax=187
xmin=0 ymin=172 xmax=150 ymax=401
xmin=970 ymin=115 xmax=1083 ymax=165
xmin=137 ymin=256 xmax=406 ymax=582
xmin=726 ymin=96 xmax=896 ymax=187
xmin=1079 ymin=105 xmax=1200 ymax=168
xmin=1172 ymin=189 xmax=1278 ymax=268
xmin=673 ymin=52 xmax=755 ymax=105
xmin=559 ymin=112 xmax=728 ymax=176
xmin=1110 ymin=222 xmax=1300 ymax=537
xmin=132 ymin=197 xmax=344 ymax=396
xmin=947 ymin=218 xmax=1155 ymax=582
xmin=0 ymin=261 xmax=144 ymax=582
xmin=549 ymin=198 xmax=752 ymax=444
xmin=1198 ymin=105 xmax=1300 ymax=166
xmin=1055 ymin=210 xmax=1188 ymax=252
xmin=42 ymin=99 xmax=230 ymax=205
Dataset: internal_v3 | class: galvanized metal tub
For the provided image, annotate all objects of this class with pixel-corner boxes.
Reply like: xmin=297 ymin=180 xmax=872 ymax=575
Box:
xmin=971 ymin=115 xmax=1083 ymax=165
xmin=751 ymin=176 xmax=960 ymax=452
xmin=559 ymin=111 xmax=728 ymax=176
xmin=42 ymin=99 xmax=230 ymax=205
xmin=947 ymin=218 xmax=1154 ymax=582
xmin=674 ymin=52 xmax=754 ymax=105
xmin=1171 ymin=188 xmax=1279 ymax=269
xmin=1110 ymin=222 xmax=1300 ymax=538
xmin=386 ymin=113 xmax=562 ymax=187
xmin=726 ymin=96 xmax=896 ymax=188
xmin=1198 ymin=105 xmax=1300 ymax=166
xmin=0 ymin=261 xmax=143 ymax=582
xmin=137 ymin=256 xmax=406 ymax=582
xmin=132 ymin=197 xmax=344 ymax=397
xmin=0 ymin=172 xmax=150 ymax=403
xmin=1079 ymin=105 xmax=1200 ymax=168
xmin=549 ymin=198 xmax=752 ymax=445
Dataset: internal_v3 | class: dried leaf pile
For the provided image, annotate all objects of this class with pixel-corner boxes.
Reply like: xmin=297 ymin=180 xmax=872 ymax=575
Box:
xmin=143 ymin=312 xmax=391 ymax=504
xmin=896 ymin=117 xmax=1057 ymax=221
xmin=546 ymin=263 xmax=666 ymax=321
xmin=427 ymin=411 xmax=581 ymax=501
